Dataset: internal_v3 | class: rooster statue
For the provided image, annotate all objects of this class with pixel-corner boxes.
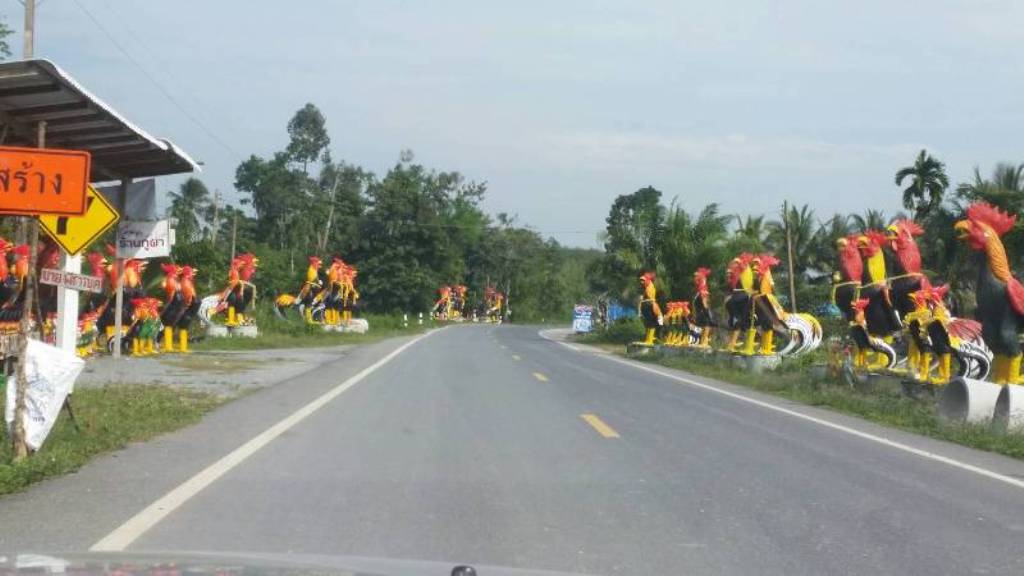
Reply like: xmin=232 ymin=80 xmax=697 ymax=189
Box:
xmin=885 ymin=219 xmax=926 ymax=316
xmin=746 ymin=254 xmax=823 ymax=357
xmin=199 ymin=253 xmax=259 ymax=329
xmin=885 ymin=219 xmax=928 ymax=371
xmin=723 ymin=254 xmax=755 ymax=352
xmin=663 ymin=301 xmax=692 ymax=347
xmin=856 ymin=230 xmax=902 ymax=367
xmin=274 ymin=256 xmax=325 ymax=323
xmin=831 ymin=235 xmax=863 ymax=324
xmin=174 ymin=266 xmax=200 ymax=352
xmin=483 ymin=286 xmax=503 ymax=323
xmin=324 ymin=257 xmax=345 ymax=326
xmin=849 ymin=298 xmax=897 ymax=371
xmin=918 ymin=283 xmax=991 ymax=383
xmin=342 ymin=264 xmax=359 ymax=323
xmin=637 ymin=271 xmax=664 ymax=346
xmin=434 ymin=286 xmax=453 ymax=320
xmin=902 ymin=284 xmax=935 ymax=381
xmin=159 ymin=263 xmax=182 ymax=352
xmin=452 ymin=284 xmax=467 ymax=321
xmin=0 ymin=239 xmax=21 ymax=328
xmin=690 ymin=268 xmax=716 ymax=349
xmin=954 ymin=202 xmax=1024 ymax=384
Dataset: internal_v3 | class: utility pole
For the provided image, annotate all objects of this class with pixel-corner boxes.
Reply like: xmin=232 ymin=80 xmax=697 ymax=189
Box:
xmin=210 ymin=188 xmax=220 ymax=245
xmin=14 ymin=0 xmax=36 ymax=246
xmin=318 ymin=174 xmax=340 ymax=254
xmin=783 ymin=200 xmax=798 ymax=313
xmin=12 ymin=0 xmax=41 ymax=458
xmin=230 ymin=210 xmax=238 ymax=260
xmin=23 ymin=0 xmax=35 ymax=59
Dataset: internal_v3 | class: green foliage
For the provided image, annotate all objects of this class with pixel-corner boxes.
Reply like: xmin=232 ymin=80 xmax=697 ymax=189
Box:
xmin=0 ymin=17 xmax=12 ymax=60
xmin=659 ymin=202 xmax=732 ymax=298
xmin=591 ymin=317 xmax=645 ymax=344
xmin=896 ymin=149 xmax=950 ymax=219
xmin=286 ymin=103 xmax=330 ymax=171
xmin=599 ymin=186 xmax=665 ymax=299
xmin=168 ymin=177 xmax=211 ymax=243
xmin=150 ymin=103 xmax=602 ymax=323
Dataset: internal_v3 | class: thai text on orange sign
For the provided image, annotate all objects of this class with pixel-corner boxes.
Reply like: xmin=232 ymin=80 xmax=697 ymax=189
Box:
xmin=0 ymin=146 xmax=91 ymax=216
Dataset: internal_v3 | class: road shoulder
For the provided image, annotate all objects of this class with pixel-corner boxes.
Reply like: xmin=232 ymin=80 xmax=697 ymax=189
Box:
xmin=0 ymin=332 xmax=431 ymax=551
xmin=540 ymin=328 xmax=1024 ymax=490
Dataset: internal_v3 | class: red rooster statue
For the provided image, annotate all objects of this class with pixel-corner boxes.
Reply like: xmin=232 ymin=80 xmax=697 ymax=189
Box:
xmin=955 ymin=202 xmax=1024 ymax=384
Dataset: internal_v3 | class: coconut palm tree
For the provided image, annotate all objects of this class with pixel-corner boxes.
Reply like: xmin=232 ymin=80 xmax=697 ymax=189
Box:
xmin=168 ymin=177 xmax=212 ymax=243
xmin=808 ymin=214 xmax=853 ymax=273
xmin=895 ymin=149 xmax=949 ymax=218
xmin=954 ymin=161 xmax=1024 ymax=271
xmin=734 ymin=215 xmax=767 ymax=249
xmin=955 ymin=162 xmax=1024 ymax=214
xmin=766 ymin=204 xmax=815 ymax=277
xmin=850 ymin=209 xmax=888 ymax=232
xmin=659 ymin=202 xmax=731 ymax=297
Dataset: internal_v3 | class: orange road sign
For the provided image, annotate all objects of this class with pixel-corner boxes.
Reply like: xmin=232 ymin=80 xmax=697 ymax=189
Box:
xmin=0 ymin=146 xmax=91 ymax=216
xmin=39 ymin=186 xmax=119 ymax=256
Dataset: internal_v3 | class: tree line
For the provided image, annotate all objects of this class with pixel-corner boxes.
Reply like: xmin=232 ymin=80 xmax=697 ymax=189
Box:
xmin=590 ymin=152 xmax=1024 ymax=316
xmin=167 ymin=103 xmax=600 ymax=321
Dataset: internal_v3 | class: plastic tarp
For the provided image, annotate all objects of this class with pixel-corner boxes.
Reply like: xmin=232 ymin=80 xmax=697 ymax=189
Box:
xmin=4 ymin=339 xmax=86 ymax=451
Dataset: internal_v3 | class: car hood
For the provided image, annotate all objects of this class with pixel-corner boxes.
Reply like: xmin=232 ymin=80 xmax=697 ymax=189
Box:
xmin=0 ymin=552 xmax=595 ymax=576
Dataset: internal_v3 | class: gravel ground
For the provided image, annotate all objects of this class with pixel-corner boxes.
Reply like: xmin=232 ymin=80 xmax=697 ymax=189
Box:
xmin=75 ymin=345 xmax=355 ymax=397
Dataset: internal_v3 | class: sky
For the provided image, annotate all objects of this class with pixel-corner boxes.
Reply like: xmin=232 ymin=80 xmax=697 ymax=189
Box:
xmin=7 ymin=0 xmax=1024 ymax=248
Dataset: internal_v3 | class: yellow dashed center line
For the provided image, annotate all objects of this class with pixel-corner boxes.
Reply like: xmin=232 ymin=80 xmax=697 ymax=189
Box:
xmin=532 ymin=372 xmax=549 ymax=382
xmin=581 ymin=413 xmax=620 ymax=438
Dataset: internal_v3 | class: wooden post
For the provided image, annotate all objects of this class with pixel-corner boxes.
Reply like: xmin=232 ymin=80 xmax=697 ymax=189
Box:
xmin=319 ymin=174 xmax=340 ymax=254
xmin=784 ymin=200 xmax=798 ymax=312
xmin=230 ymin=210 xmax=238 ymax=261
xmin=209 ymin=188 xmax=220 ymax=245
xmin=12 ymin=120 xmax=45 ymax=460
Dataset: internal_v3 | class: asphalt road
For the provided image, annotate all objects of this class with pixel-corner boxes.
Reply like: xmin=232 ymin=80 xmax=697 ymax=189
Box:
xmin=5 ymin=324 xmax=1024 ymax=575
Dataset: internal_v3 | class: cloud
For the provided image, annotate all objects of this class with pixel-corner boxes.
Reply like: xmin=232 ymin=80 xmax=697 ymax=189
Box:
xmin=542 ymin=130 xmax=924 ymax=173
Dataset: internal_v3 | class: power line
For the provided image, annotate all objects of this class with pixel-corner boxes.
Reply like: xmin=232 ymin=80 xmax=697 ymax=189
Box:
xmin=69 ymin=0 xmax=242 ymax=160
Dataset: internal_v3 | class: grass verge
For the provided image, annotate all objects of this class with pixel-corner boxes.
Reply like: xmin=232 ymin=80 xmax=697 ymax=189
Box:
xmin=193 ymin=308 xmax=434 ymax=351
xmin=0 ymin=385 xmax=224 ymax=496
xmin=574 ymin=333 xmax=1024 ymax=461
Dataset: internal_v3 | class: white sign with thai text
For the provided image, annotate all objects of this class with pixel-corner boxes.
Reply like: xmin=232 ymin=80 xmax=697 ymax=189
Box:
xmin=116 ymin=219 xmax=171 ymax=259
xmin=39 ymin=268 xmax=103 ymax=293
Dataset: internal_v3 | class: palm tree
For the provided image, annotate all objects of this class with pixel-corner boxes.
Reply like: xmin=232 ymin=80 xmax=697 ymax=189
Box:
xmin=850 ymin=209 xmax=888 ymax=232
xmin=766 ymin=204 xmax=815 ymax=273
xmin=956 ymin=162 xmax=1024 ymax=214
xmin=895 ymin=149 xmax=949 ymax=218
xmin=808 ymin=214 xmax=852 ymax=273
xmin=168 ymin=177 xmax=212 ymax=243
xmin=734 ymin=215 xmax=767 ymax=248
xmin=659 ymin=202 xmax=731 ymax=297
xmin=954 ymin=161 xmax=1024 ymax=271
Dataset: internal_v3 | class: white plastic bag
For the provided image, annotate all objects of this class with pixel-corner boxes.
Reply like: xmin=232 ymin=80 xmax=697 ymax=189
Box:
xmin=4 ymin=339 xmax=85 ymax=451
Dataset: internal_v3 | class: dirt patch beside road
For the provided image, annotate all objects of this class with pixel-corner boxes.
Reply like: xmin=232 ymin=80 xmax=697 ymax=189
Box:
xmin=76 ymin=345 xmax=355 ymax=397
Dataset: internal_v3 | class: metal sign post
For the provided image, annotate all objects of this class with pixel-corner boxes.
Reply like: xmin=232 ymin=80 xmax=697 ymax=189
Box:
xmin=112 ymin=178 xmax=130 ymax=358
xmin=54 ymin=253 xmax=81 ymax=352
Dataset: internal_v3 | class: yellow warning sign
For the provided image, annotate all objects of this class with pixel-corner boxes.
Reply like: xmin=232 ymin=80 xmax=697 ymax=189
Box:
xmin=39 ymin=186 xmax=120 ymax=256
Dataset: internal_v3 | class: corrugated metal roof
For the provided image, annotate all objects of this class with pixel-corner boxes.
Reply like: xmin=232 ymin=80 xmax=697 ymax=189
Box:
xmin=0 ymin=59 xmax=199 ymax=182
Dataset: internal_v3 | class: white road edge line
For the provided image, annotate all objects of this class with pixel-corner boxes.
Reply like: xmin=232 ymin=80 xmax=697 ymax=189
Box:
xmin=539 ymin=330 xmax=1024 ymax=491
xmin=90 ymin=328 xmax=443 ymax=552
